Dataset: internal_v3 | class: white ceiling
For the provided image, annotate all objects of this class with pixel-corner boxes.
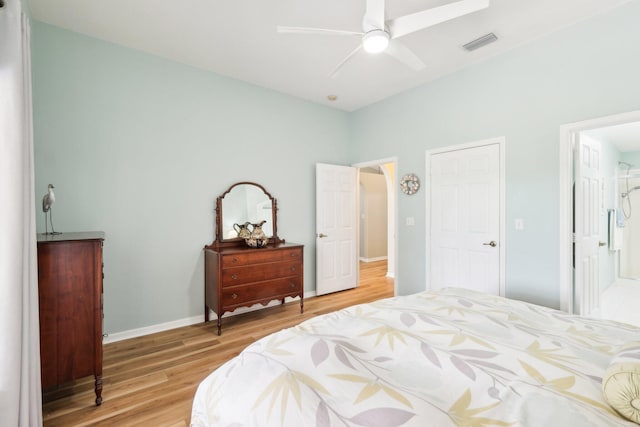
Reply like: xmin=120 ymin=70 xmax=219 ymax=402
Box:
xmin=27 ymin=0 xmax=633 ymax=112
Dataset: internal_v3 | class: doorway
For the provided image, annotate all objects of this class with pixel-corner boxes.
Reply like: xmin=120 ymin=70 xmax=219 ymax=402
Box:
xmin=353 ymin=158 xmax=398 ymax=295
xmin=559 ymin=110 xmax=640 ymax=315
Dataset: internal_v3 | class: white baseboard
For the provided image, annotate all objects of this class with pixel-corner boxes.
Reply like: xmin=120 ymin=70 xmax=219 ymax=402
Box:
xmin=386 ymin=272 xmax=395 ymax=279
xmin=359 ymin=256 xmax=388 ymax=263
xmin=103 ymin=292 xmax=316 ymax=344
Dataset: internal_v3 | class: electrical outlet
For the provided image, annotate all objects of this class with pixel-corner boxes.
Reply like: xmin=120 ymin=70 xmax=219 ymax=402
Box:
xmin=406 ymin=217 xmax=415 ymax=226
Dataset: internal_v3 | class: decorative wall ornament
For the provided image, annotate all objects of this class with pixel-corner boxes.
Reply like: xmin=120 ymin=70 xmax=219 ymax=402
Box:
xmin=400 ymin=173 xmax=420 ymax=195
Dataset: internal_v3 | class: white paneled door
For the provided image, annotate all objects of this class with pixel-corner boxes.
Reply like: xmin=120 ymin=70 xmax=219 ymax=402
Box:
xmin=316 ymin=163 xmax=358 ymax=295
xmin=429 ymin=143 xmax=501 ymax=295
xmin=573 ymin=134 xmax=602 ymax=316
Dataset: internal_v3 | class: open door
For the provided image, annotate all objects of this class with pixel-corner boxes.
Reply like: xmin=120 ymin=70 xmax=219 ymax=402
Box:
xmin=316 ymin=163 xmax=358 ymax=295
xmin=574 ymin=134 xmax=602 ymax=315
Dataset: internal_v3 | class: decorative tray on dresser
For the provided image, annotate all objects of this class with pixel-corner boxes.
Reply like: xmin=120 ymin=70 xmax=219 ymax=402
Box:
xmin=204 ymin=182 xmax=303 ymax=335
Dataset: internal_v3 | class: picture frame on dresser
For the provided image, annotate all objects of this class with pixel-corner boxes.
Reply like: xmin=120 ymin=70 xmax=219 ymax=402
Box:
xmin=203 ymin=182 xmax=304 ymax=335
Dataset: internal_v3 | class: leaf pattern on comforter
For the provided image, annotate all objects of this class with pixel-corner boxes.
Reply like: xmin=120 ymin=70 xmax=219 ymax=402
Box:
xmin=191 ymin=288 xmax=640 ymax=426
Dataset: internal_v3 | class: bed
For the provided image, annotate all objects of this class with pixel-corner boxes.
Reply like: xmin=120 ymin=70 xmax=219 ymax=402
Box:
xmin=191 ymin=288 xmax=640 ymax=426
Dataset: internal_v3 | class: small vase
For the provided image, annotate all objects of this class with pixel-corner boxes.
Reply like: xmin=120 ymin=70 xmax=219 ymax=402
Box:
xmin=245 ymin=220 xmax=268 ymax=248
xmin=233 ymin=222 xmax=252 ymax=239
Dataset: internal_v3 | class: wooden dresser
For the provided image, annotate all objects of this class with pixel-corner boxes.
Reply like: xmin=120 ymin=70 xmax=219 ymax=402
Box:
xmin=204 ymin=242 xmax=304 ymax=335
xmin=37 ymin=232 xmax=104 ymax=406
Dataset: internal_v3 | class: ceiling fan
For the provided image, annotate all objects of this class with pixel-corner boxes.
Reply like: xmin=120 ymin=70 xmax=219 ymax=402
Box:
xmin=277 ymin=0 xmax=490 ymax=78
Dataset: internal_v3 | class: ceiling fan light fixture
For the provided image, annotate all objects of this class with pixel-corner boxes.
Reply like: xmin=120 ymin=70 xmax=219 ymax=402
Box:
xmin=362 ymin=29 xmax=390 ymax=54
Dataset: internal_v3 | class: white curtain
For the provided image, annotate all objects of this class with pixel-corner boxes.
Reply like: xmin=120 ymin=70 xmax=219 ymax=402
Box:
xmin=0 ymin=1 xmax=43 ymax=425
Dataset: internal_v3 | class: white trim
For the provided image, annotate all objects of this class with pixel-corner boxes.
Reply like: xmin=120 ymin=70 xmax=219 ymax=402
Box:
xmin=379 ymin=163 xmax=396 ymax=281
xmin=353 ymin=156 xmax=398 ymax=168
xmin=359 ymin=256 xmax=388 ymax=262
xmin=558 ymin=110 xmax=640 ymax=313
xmin=103 ymin=293 xmax=315 ymax=344
xmin=425 ymin=137 xmax=506 ymax=296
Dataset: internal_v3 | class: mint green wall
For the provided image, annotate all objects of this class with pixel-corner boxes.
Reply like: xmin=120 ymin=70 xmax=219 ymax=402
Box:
xmin=21 ymin=0 xmax=30 ymax=16
xmin=350 ymin=1 xmax=640 ymax=308
xmin=32 ymin=1 xmax=640 ymax=333
xmin=621 ymin=151 xmax=640 ymax=167
xmin=31 ymin=23 xmax=350 ymax=334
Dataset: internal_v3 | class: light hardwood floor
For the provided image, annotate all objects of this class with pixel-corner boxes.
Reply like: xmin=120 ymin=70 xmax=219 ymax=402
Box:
xmin=42 ymin=260 xmax=394 ymax=426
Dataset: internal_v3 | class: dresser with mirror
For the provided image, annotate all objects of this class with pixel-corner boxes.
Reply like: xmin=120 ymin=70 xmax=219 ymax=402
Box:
xmin=204 ymin=182 xmax=304 ymax=335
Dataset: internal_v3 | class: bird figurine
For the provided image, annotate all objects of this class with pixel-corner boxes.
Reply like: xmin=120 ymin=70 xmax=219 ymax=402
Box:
xmin=42 ymin=184 xmax=59 ymax=234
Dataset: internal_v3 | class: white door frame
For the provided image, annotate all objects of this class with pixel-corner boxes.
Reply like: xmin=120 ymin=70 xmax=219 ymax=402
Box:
xmin=558 ymin=110 xmax=640 ymax=313
xmin=425 ymin=137 xmax=506 ymax=295
xmin=353 ymin=157 xmax=398 ymax=296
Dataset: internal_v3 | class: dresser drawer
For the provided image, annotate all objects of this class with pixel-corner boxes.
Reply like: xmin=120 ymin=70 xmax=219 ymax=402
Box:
xmin=221 ymin=277 xmax=302 ymax=308
xmin=222 ymin=260 xmax=301 ymax=286
xmin=281 ymin=247 xmax=303 ymax=261
xmin=221 ymin=250 xmax=284 ymax=268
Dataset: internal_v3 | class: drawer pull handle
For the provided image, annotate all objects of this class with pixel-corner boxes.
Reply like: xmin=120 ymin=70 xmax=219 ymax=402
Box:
xmin=231 ymin=274 xmax=238 ymax=280
xmin=231 ymin=293 xmax=238 ymax=299
xmin=231 ymin=257 xmax=238 ymax=263
xmin=290 ymin=253 xmax=297 ymax=257
xmin=290 ymin=266 xmax=296 ymax=272
xmin=290 ymin=283 xmax=295 ymax=288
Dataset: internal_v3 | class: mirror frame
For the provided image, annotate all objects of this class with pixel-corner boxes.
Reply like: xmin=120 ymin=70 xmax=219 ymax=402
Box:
xmin=210 ymin=181 xmax=283 ymax=249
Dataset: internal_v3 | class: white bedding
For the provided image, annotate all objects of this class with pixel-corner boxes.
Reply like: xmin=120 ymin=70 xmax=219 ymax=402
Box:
xmin=191 ymin=288 xmax=640 ymax=426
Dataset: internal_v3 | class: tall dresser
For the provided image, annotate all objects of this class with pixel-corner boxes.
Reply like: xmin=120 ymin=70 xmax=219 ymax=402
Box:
xmin=37 ymin=232 xmax=105 ymax=406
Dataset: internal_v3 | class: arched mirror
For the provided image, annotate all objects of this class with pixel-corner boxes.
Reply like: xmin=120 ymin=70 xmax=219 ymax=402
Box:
xmin=213 ymin=182 xmax=282 ymax=248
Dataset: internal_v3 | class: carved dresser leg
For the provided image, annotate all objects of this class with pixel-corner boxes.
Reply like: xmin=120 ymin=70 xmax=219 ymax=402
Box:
xmin=95 ymin=375 xmax=103 ymax=406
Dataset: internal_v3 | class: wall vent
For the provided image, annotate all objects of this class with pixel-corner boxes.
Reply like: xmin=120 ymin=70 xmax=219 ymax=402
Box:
xmin=463 ymin=33 xmax=498 ymax=51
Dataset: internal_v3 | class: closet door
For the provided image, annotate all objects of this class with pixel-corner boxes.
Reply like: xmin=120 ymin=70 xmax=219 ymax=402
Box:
xmin=430 ymin=143 xmax=501 ymax=295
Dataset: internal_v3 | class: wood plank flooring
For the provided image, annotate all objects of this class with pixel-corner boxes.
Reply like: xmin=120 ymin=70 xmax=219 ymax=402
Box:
xmin=42 ymin=260 xmax=394 ymax=426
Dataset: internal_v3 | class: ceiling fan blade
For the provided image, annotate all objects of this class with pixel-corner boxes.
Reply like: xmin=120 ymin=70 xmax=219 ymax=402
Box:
xmin=384 ymin=41 xmax=426 ymax=71
xmin=387 ymin=0 xmax=489 ymax=39
xmin=362 ymin=0 xmax=386 ymax=32
xmin=330 ymin=45 xmax=363 ymax=79
xmin=277 ymin=26 xmax=362 ymax=37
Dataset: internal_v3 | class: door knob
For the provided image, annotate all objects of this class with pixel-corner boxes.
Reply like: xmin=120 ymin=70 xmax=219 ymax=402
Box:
xmin=482 ymin=241 xmax=497 ymax=247
xmin=599 ymin=241 xmax=607 ymax=247
xmin=317 ymin=233 xmax=328 ymax=238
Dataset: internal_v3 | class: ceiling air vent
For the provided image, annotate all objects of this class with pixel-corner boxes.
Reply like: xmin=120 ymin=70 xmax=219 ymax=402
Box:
xmin=463 ymin=33 xmax=498 ymax=52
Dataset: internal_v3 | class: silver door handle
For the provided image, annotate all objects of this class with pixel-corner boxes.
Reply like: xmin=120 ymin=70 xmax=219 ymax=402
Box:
xmin=317 ymin=233 xmax=328 ymax=238
xmin=482 ymin=241 xmax=497 ymax=247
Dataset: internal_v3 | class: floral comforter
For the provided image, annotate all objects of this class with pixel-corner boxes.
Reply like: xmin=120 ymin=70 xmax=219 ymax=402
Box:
xmin=191 ymin=288 xmax=639 ymax=426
